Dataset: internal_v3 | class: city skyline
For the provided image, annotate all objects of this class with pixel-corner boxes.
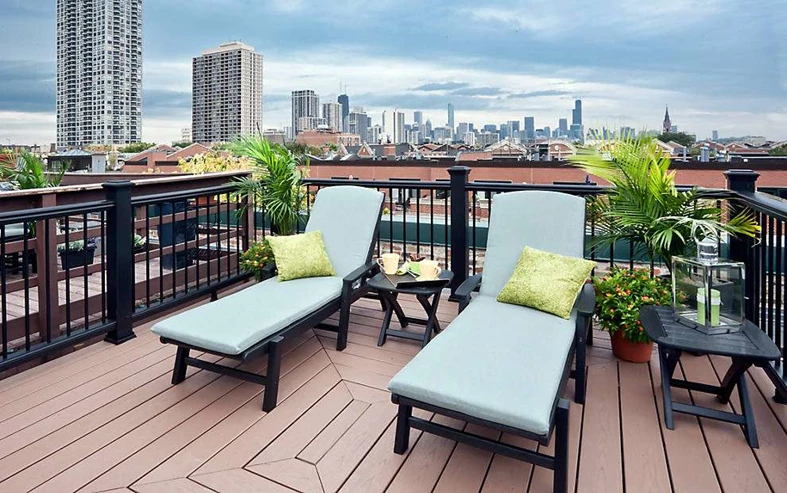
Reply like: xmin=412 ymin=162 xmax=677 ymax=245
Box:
xmin=2 ymin=1 xmax=786 ymax=145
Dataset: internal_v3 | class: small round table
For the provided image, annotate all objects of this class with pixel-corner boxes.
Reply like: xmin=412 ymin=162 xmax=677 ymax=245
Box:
xmin=640 ymin=305 xmax=780 ymax=448
xmin=368 ymin=270 xmax=453 ymax=348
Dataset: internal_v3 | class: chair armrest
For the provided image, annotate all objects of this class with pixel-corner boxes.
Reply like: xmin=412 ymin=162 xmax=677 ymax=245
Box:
xmin=343 ymin=261 xmax=379 ymax=285
xmin=455 ymin=274 xmax=482 ymax=313
xmin=576 ymin=282 xmax=596 ymax=316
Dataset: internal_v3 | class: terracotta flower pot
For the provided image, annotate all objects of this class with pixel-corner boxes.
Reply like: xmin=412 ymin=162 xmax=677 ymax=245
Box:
xmin=610 ymin=330 xmax=653 ymax=363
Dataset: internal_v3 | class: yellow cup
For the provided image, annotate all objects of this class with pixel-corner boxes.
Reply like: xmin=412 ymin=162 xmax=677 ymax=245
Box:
xmin=420 ymin=260 xmax=440 ymax=280
xmin=380 ymin=253 xmax=400 ymax=275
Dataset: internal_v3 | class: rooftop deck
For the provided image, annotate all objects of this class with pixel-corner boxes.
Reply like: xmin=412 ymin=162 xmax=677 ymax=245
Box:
xmin=0 ymin=288 xmax=784 ymax=493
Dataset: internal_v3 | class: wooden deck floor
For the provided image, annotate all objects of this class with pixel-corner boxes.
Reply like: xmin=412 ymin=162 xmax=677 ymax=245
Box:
xmin=0 ymin=289 xmax=785 ymax=493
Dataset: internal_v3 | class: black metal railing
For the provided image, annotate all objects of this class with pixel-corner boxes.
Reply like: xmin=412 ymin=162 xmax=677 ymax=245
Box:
xmin=1 ymin=167 xmax=784 ymax=403
xmin=0 ymin=199 xmax=114 ymax=369
xmin=727 ymin=170 xmax=787 ymax=402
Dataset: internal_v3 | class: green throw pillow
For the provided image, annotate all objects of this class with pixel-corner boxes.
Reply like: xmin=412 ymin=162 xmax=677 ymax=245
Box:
xmin=266 ymin=230 xmax=336 ymax=282
xmin=497 ymin=246 xmax=595 ymax=319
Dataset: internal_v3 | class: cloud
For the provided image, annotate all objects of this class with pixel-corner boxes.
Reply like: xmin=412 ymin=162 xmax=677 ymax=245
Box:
xmin=451 ymin=86 xmax=504 ymax=97
xmin=410 ymin=82 xmax=470 ymax=91
xmin=508 ymin=90 xmax=571 ymax=99
xmin=0 ymin=60 xmax=55 ymax=113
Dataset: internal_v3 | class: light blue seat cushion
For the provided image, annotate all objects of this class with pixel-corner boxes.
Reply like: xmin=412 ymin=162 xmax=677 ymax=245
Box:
xmin=306 ymin=186 xmax=384 ymax=277
xmin=480 ymin=191 xmax=586 ymax=298
xmin=388 ymin=295 xmax=575 ymax=436
xmin=151 ymin=276 xmax=342 ymax=355
xmin=3 ymin=223 xmax=26 ymax=238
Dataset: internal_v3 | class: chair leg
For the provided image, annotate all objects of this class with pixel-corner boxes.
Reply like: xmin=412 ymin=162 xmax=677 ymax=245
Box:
xmin=394 ymin=403 xmax=412 ymax=454
xmin=553 ymin=399 xmax=570 ymax=493
xmin=172 ymin=347 xmax=189 ymax=385
xmin=262 ymin=337 xmax=283 ymax=412
xmin=336 ymin=294 xmax=351 ymax=351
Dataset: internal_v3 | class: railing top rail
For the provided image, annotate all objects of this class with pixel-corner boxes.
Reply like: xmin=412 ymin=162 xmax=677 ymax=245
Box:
xmin=734 ymin=190 xmax=787 ymax=221
xmin=0 ymin=170 xmax=250 ymax=200
xmin=131 ymin=182 xmax=239 ymax=206
xmin=0 ymin=199 xmax=112 ymax=224
xmin=303 ymin=178 xmax=451 ymax=189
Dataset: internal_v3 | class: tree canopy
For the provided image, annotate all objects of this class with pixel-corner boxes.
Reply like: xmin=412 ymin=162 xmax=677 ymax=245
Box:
xmin=119 ymin=142 xmax=156 ymax=154
xmin=657 ymin=132 xmax=695 ymax=147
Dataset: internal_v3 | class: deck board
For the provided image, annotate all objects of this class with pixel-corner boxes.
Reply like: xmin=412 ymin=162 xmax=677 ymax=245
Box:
xmin=0 ymin=294 xmax=784 ymax=493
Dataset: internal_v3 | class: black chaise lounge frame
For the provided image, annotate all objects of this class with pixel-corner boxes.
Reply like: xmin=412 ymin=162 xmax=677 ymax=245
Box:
xmin=159 ymin=201 xmax=383 ymax=412
xmin=391 ymin=279 xmax=595 ymax=493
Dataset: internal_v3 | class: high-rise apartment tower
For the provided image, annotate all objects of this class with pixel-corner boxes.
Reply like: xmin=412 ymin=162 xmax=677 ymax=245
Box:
xmin=56 ymin=0 xmax=143 ymax=147
xmin=192 ymin=42 xmax=264 ymax=143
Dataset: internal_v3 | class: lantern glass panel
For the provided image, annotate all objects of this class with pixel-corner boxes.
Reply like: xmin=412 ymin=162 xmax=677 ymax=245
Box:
xmin=672 ymin=255 xmax=745 ymax=335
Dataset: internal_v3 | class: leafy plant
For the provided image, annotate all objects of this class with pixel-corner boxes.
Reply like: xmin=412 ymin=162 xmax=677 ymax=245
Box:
xmin=57 ymin=239 xmax=97 ymax=252
xmin=240 ymin=240 xmax=274 ymax=282
xmin=0 ymin=152 xmax=68 ymax=189
xmin=232 ymin=136 xmax=309 ymax=236
xmin=133 ymin=234 xmax=147 ymax=249
xmin=568 ymin=134 xmax=759 ymax=270
xmin=177 ymin=151 xmax=251 ymax=174
xmin=593 ymin=268 xmax=672 ymax=343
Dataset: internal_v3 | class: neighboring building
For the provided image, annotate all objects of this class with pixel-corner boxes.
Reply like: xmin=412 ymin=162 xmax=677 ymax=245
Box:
xmin=56 ymin=0 xmax=143 ymax=148
xmin=295 ymin=129 xmax=361 ymax=148
xmin=414 ymin=111 xmax=423 ymax=127
xmin=457 ymin=123 xmax=469 ymax=140
xmin=477 ymin=131 xmax=500 ymax=148
xmin=298 ymin=116 xmax=326 ymax=132
xmin=712 ymin=130 xmax=719 ymax=141
xmin=483 ymin=124 xmax=497 ymax=133
xmin=262 ymin=129 xmax=286 ymax=145
xmin=507 ymin=120 xmax=520 ymax=140
xmin=322 ymin=102 xmax=342 ymax=132
xmin=292 ymin=90 xmax=320 ymax=134
xmin=619 ymin=126 xmax=636 ymax=139
xmin=524 ymin=117 xmax=535 ymax=140
xmin=337 ymin=94 xmax=349 ymax=132
xmin=192 ymin=42 xmax=264 ymax=144
xmin=663 ymin=106 xmax=672 ymax=133
xmin=181 ymin=127 xmax=192 ymax=143
xmin=447 ymin=103 xmax=455 ymax=131
xmin=383 ymin=110 xmax=405 ymax=144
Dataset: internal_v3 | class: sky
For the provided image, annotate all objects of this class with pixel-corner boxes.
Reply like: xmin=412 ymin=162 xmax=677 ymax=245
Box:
xmin=1 ymin=0 xmax=786 ymax=145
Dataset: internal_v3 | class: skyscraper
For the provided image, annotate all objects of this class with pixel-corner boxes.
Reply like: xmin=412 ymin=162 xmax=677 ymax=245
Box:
xmin=292 ymin=90 xmax=320 ymax=134
xmin=338 ymin=93 xmax=349 ymax=132
xmin=712 ymin=130 xmax=719 ymax=141
xmin=447 ymin=103 xmax=455 ymax=130
xmin=57 ymin=0 xmax=142 ymax=147
xmin=572 ymin=99 xmax=583 ymax=126
xmin=558 ymin=118 xmax=568 ymax=136
xmin=348 ymin=109 xmax=369 ymax=142
xmin=192 ymin=42 xmax=264 ymax=144
xmin=524 ymin=117 xmax=535 ymax=140
xmin=414 ymin=111 xmax=423 ymax=127
xmin=322 ymin=102 xmax=342 ymax=131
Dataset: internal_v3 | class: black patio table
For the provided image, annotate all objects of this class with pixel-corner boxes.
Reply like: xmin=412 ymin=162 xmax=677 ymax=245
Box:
xmin=368 ymin=270 xmax=453 ymax=348
xmin=640 ymin=305 xmax=780 ymax=448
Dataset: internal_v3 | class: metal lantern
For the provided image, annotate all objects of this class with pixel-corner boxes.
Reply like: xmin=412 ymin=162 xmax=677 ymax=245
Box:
xmin=671 ymin=255 xmax=745 ymax=335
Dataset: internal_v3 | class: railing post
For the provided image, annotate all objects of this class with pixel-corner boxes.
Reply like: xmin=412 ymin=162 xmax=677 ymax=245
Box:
xmin=448 ymin=166 xmax=470 ymax=299
xmin=104 ymin=181 xmax=136 ymax=344
xmin=725 ymin=169 xmax=759 ymax=321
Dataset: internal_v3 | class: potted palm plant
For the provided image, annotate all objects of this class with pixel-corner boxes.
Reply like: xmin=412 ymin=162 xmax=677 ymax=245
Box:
xmin=232 ymin=136 xmax=309 ymax=236
xmin=569 ymin=135 xmax=759 ymax=362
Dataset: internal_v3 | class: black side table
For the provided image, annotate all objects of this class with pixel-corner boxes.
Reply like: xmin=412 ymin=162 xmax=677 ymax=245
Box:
xmin=368 ymin=270 xmax=453 ymax=348
xmin=640 ymin=306 xmax=781 ymax=448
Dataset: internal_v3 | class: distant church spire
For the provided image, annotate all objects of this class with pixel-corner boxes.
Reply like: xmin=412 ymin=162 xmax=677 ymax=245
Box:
xmin=663 ymin=105 xmax=672 ymax=133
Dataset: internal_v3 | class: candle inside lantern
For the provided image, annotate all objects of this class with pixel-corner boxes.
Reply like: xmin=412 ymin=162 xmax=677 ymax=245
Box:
xmin=697 ymin=288 xmax=721 ymax=326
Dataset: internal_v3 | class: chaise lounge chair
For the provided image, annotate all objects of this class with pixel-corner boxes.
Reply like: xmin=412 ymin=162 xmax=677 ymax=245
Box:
xmin=387 ymin=191 xmax=595 ymax=493
xmin=152 ymin=185 xmax=384 ymax=411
